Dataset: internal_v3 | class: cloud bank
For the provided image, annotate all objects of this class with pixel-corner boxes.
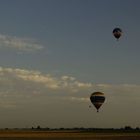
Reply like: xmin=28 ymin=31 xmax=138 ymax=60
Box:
xmin=0 ymin=34 xmax=44 ymax=51
xmin=0 ymin=67 xmax=140 ymax=109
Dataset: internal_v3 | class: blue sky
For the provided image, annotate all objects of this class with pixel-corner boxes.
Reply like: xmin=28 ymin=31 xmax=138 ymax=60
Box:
xmin=0 ymin=0 xmax=140 ymax=128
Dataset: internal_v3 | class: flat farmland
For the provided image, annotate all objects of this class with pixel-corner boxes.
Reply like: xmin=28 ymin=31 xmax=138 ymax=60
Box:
xmin=0 ymin=130 xmax=139 ymax=140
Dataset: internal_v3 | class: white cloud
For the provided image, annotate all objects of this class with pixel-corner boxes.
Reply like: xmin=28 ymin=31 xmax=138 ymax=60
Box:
xmin=0 ymin=67 xmax=140 ymax=95
xmin=0 ymin=67 xmax=94 ymax=95
xmin=0 ymin=67 xmax=140 ymax=109
xmin=69 ymin=97 xmax=89 ymax=102
xmin=0 ymin=34 xmax=44 ymax=51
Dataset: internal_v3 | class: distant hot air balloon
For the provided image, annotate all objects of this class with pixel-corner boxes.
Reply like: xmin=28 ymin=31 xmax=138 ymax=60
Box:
xmin=112 ymin=27 xmax=122 ymax=40
xmin=90 ymin=92 xmax=105 ymax=112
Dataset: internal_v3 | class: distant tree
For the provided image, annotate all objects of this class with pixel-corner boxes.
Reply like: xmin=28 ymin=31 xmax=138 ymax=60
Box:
xmin=136 ymin=127 xmax=140 ymax=130
xmin=124 ymin=126 xmax=132 ymax=130
xmin=59 ymin=128 xmax=64 ymax=130
xmin=37 ymin=125 xmax=41 ymax=130
xmin=45 ymin=127 xmax=50 ymax=130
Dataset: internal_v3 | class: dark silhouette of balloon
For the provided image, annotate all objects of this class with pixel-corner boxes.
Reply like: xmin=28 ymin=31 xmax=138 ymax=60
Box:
xmin=90 ymin=92 xmax=105 ymax=112
xmin=113 ymin=28 xmax=122 ymax=40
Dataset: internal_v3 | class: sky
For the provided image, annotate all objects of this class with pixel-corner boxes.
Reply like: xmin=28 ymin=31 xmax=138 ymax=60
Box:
xmin=0 ymin=0 xmax=140 ymax=128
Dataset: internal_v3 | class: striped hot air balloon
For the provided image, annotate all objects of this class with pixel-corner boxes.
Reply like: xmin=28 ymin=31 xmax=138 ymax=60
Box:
xmin=90 ymin=92 xmax=105 ymax=112
xmin=112 ymin=27 xmax=122 ymax=40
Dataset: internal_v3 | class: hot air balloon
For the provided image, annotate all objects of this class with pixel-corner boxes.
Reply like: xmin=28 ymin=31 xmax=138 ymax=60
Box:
xmin=112 ymin=27 xmax=122 ymax=40
xmin=90 ymin=92 xmax=105 ymax=112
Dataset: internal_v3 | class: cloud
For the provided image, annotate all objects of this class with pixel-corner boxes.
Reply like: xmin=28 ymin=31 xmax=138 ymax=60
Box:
xmin=0 ymin=34 xmax=44 ymax=51
xmin=66 ymin=97 xmax=89 ymax=102
xmin=0 ymin=67 xmax=140 ymax=109
xmin=0 ymin=67 xmax=93 ymax=95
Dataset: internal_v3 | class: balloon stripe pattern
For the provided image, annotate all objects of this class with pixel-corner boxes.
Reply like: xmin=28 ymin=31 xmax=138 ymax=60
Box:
xmin=90 ymin=92 xmax=105 ymax=112
xmin=113 ymin=27 xmax=122 ymax=40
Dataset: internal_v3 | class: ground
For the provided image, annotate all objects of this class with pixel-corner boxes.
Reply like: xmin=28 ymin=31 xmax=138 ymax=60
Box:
xmin=0 ymin=130 xmax=139 ymax=140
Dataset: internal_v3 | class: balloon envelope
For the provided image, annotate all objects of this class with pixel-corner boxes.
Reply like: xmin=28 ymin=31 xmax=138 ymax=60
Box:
xmin=113 ymin=28 xmax=122 ymax=40
xmin=90 ymin=92 xmax=105 ymax=112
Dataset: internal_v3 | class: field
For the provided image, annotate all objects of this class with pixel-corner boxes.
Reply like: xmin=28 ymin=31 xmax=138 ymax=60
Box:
xmin=0 ymin=130 xmax=139 ymax=140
